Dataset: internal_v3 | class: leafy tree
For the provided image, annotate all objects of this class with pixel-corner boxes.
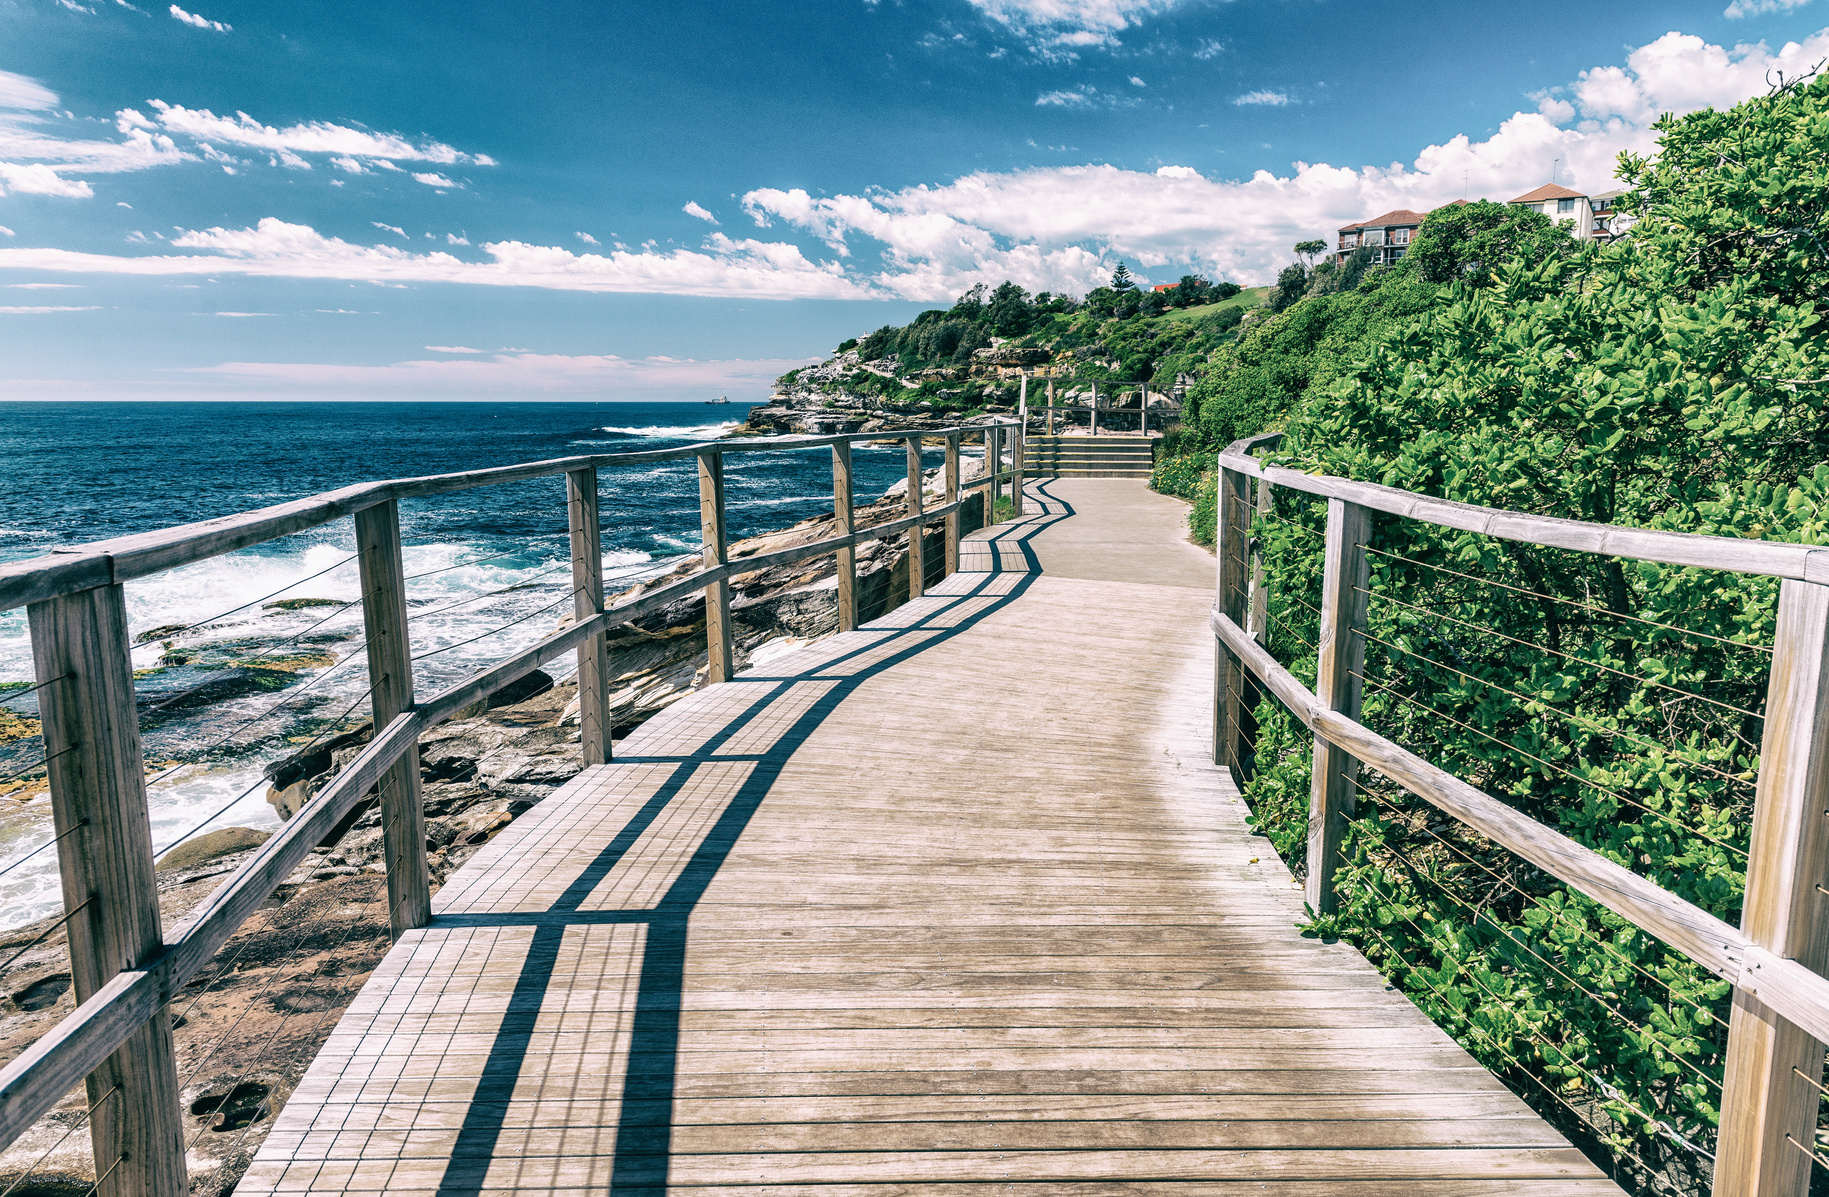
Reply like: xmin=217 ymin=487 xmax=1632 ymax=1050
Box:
xmin=1110 ymin=261 xmax=1139 ymax=292
xmin=986 ymin=280 xmax=1034 ymax=336
xmin=1294 ymin=239 xmax=1327 ymax=267
xmin=836 ymin=337 xmax=858 ymax=353
xmin=1268 ymin=262 xmax=1310 ymax=313
xmin=1404 ymin=199 xmax=1574 ymax=286
xmin=1212 ymin=281 xmax=1243 ymax=301
xmin=1169 ymin=274 xmax=1212 ymax=308
xmin=856 ymin=325 xmax=899 ymax=361
xmin=950 ymin=283 xmax=988 ymax=320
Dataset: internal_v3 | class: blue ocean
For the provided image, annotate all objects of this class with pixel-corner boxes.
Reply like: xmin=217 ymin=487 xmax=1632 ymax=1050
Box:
xmin=0 ymin=400 xmax=921 ymax=930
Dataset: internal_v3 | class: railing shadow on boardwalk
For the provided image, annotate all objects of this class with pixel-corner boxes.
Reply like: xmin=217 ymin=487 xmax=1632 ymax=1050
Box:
xmin=427 ymin=488 xmax=1076 ymax=1195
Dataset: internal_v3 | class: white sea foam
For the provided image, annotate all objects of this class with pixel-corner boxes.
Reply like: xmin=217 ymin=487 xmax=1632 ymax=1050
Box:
xmin=576 ymin=421 xmax=737 ymax=441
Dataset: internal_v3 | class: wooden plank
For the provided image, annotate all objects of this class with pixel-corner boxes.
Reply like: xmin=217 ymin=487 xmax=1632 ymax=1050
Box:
xmin=354 ymin=499 xmax=432 ymax=936
xmin=1308 ymin=498 xmax=1370 ymax=916
xmin=833 ymin=441 xmax=856 ymax=631
xmin=699 ymin=449 xmax=734 ymax=683
xmin=1014 ymin=376 xmax=1026 ymax=517
xmin=26 ymin=585 xmax=186 ymax=1197
xmin=1715 ymin=578 xmax=1829 ymax=1197
xmin=983 ymin=428 xmax=999 ymax=527
xmin=1213 ymin=606 xmax=1829 ymax=1047
xmin=566 ymin=467 xmax=611 ymax=765
xmin=906 ymin=436 xmax=925 ymax=601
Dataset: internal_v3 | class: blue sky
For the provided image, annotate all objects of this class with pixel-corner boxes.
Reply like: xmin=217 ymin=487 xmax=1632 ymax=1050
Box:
xmin=1 ymin=0 xmax=1825 ymax=401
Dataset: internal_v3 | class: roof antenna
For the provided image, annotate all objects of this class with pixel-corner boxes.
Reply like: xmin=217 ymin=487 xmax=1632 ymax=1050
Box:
xmin=1552 ymin=158 xmax=1560 ymax=185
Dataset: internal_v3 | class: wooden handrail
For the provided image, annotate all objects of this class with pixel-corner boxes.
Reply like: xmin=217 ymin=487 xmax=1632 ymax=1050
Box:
xmin=1212 ymin=433 xmax=1829 ymax=1195
xmin=0 ymin=423 xmax=1022 ymax=1183
xmin=0 ymin=423 xmax=1020 ymax=613
xmin=1219 ymin=434 xmax=1829 ymax=583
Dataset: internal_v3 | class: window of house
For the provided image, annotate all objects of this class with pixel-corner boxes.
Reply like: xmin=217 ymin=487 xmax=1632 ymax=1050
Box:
xmin=1558 ymin=198 xmax=1576 ymax=213
xmin=1364 ymin=229 xmax=1384 ymax=245
xmin=1394 ymin=228 xmax=1411 ymax=244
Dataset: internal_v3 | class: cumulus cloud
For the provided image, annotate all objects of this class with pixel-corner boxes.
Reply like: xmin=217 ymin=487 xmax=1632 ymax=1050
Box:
xmin=576 ymin=231 xmax=600 ymax=244
xmin=136 ymin=101 xmax=490 ymax=166
xmin=683 ymin=201 xmax=719 ymax=224
xmin=447 ymin=233 xmax=469 ymax=245
xmin=1234 ymin=90 xmax=1289 ymax=106
xmin=413 ymin=171 xmax=456 ymax=188
xmin=0 ymin=216 xmax=876 ymax=299
xmin=0 ymin=70 xmax=59 ymax=111
xmin=7 ymin=28 xmax=1826 ymax=297
xmin=168 ymin=4 xmax=229 ymax=31
xmin=0 ymin=162 xmax=95 ymax=197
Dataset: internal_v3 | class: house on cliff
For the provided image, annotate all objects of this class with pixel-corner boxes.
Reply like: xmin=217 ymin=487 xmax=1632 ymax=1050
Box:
xmin=1334 ymin=208 xmax=1430 ymax=266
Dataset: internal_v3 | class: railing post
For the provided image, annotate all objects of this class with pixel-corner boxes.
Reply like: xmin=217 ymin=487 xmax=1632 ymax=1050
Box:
xmin=983 ymin=427 xmax=999 ymax=528
xmin=698 ymin=448 xmax=734 ymax=682
xmin=566 ymin=467 xmax=611 ymax=765
xmin=943 ymin=432 xmax=960 ymax=578
xmin=1012 ymin=414 xmax=1026 ymax=518
xmin=28 ymin=585 xmax=185 ymax=1197
xmin=1090 ymin=381 xmax=1099 ymax=436
xmin=1045 ymin=379 xmax=1055 ymax=436
xmin=906 ymin=435 xmax=925 ymax=601
xmin=354 ymin=499 xmax=431 ymax=936
xmin=832 ymin=441 xmax=856 ymax=632
xmin=1714 ymin=578 xmax=1829 ymax=1197
xmin=1212 ymin=464 xmax=1250 ymax=769
xmin=1306 ymin=498 xmax=1371 ymax=917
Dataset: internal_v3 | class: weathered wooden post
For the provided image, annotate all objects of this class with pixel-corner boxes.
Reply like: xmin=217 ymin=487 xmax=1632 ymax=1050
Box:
xmin=1306 ymin=498 xmax=1371 ymax=917
xmin=906 ymin=435 xmax=925 ymax=600
xmin=1046 ymin=378 xmax=1055 ymax=436
xmin=832 ymin=440 xmax=856 ymax=632
xmin=1016 ymin=374 xmax=1028 ymax=517
xmin=943 ymin=432 xmax=960 ymax=577
xmin=1714 ymin=578 xmax=1829 ymax=1197
xmin=354 ymin=499 xmax=432 ymax=937
xmin=983 ymin=426 xmax=999 ymax=528
xmin=567 ymin=467 xmax=611 ymax=764
xmin=1212 ymin=464 xmax=1251 ymax=770
xmin=698 ymin=449 xmax=734 ymax=682
xmin=1090 ymin=381 xmax=1099 ymax=436
xmin=29 ymin=588 xmax=186 ymax=1197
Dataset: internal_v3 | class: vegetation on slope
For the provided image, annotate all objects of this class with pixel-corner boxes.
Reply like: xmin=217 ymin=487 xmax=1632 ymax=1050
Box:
xmin=1189 ymin=72 xmax=1829 ymax=1192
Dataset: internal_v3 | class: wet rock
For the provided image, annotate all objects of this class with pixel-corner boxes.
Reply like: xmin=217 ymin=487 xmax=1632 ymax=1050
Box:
xmin=156 ymin=826 xmax=271 ymax=873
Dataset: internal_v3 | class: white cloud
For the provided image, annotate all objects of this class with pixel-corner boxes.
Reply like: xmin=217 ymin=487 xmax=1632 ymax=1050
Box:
xmin=412 ymin=171 xmax=456 ymax=188
xmin=0 ymin=216 xmax=876 ymax=299
xmin=447 ymin=233 xmax=469 ymax=246
xmin=8 ymin=283 xmax=81 ymax=288
xmin=1234 ymin=90 xmax=1290 ymax=106
xmin=1129 ymin=76 xmax=1146 ymax=87
xmin=1725 ymin=0 xmax=1814 ymax=15
xmin=576 ymin=231 xmax=600 ymax=244
xmin=964 ymin=0 xmax=1187 ymax=56
xmin=0 ymin=162 xmax=94 ymax=197
xmin=0 ymin=305 xmax=100 ymax=313
xmin=372 ymin=222 xmax=406 ymax=238
xmin=1191 ymin=38 xmax=1224 ymax=59
xmin=0 ymin=71 xmax=58 ymax=110
xmin=169 ymin=4 xmax=229 ymax=31
xmin=683 ymin=201 xmax=719 ymax=224
xmin=139 ymin=101 xmax=488 ymax=166
xmin=426 ymin=345 xmax=484 ymax=353
xmin=0 ymin=227 xmax=15 ymax=237
xmin=331 ymin=156 xmax=364 ymax=173
xmin=116 ymin=200 xmax=132 ymax=208
xmin=214 ymin=311 xmax=269 ymax=316
xmin=1037 ymin=86 xmax=1096 ymax=106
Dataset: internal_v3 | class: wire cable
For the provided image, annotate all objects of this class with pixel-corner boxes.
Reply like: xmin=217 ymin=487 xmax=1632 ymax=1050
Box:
xmin=1364 ymin=545 xmax=1773 ymax=654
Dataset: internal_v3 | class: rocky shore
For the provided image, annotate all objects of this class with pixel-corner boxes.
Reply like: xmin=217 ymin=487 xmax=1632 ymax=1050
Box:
xmin=0 ymin=456 xmax=995 ymax=1197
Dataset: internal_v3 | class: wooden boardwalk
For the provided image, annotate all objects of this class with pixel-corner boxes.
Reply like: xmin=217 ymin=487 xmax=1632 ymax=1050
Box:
xmin=238 ymin=480 xmax=1620 ymax=1195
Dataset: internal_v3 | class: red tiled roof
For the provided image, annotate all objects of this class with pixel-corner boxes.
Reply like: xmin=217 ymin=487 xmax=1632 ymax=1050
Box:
xmin=1337 ymin=208 xmax=1428 ymax=232
xmin=1509 ymin=183 xmax=1586 ymax=204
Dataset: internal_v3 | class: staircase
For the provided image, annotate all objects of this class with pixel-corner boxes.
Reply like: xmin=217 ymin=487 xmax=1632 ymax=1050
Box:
xmin=1023 ymin=434 xmax=1155 ymax=478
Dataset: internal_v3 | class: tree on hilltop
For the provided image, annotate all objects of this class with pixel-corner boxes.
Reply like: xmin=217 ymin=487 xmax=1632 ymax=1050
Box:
xmin=1110 ymin=261 xmax=1138 ymax=292
xmin=1294 ymin=239 xmax=1326 ymax=268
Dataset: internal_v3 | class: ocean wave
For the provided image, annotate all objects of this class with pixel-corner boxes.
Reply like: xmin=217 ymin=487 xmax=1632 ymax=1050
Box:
xmin=575 ymin=421 xmax=737 ymax=441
